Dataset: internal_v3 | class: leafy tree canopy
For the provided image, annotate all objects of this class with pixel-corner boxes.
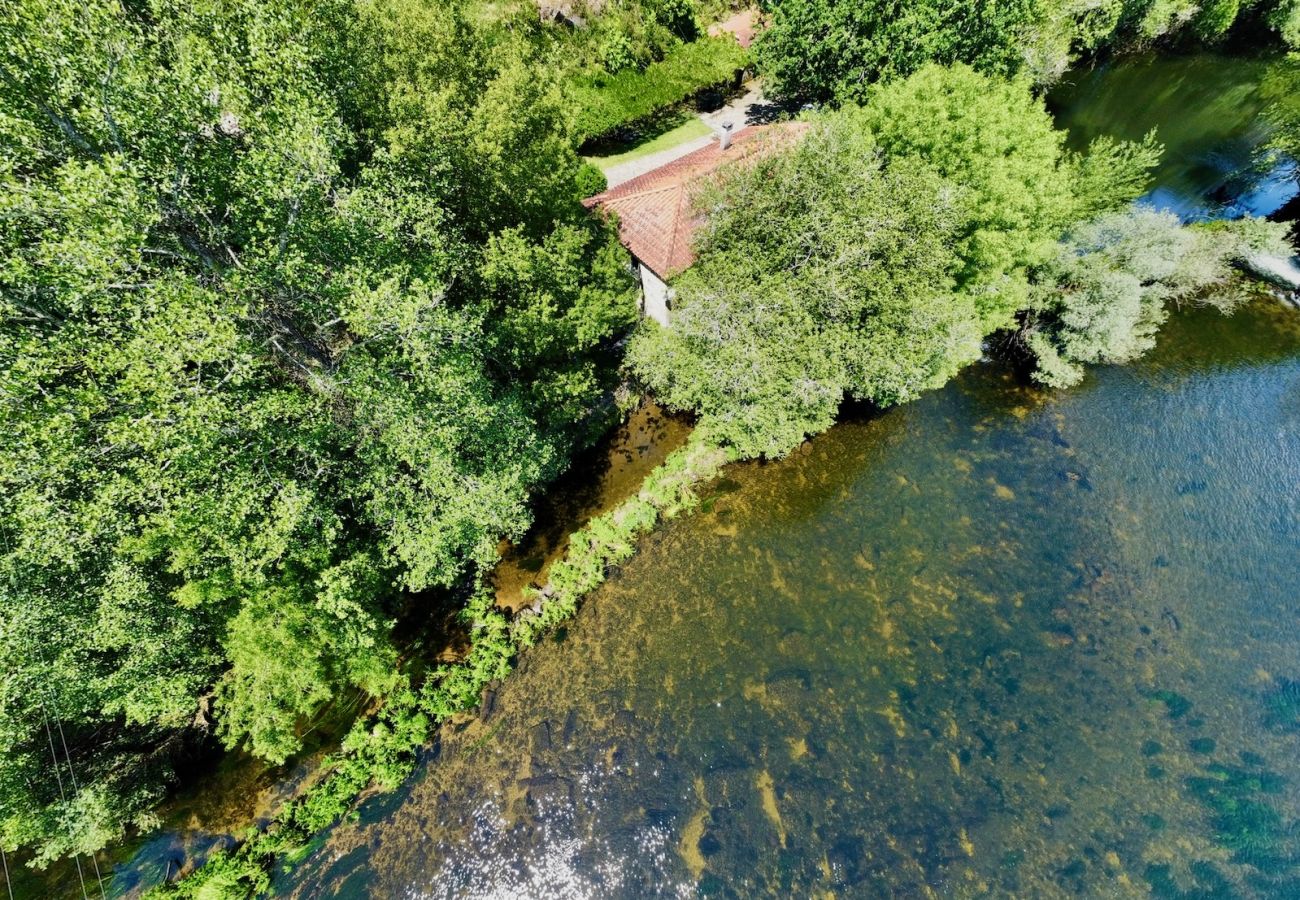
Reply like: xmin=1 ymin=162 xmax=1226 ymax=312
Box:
xmin=0 ymin=0 xmax=634 ymax=864
xmin=1023 ymin=211 xmax=1295 ymax=386
xmin=756 ymin=0 xmax=1300 ymax=95
xmin=629 ymin=64 xmax=1161 ymax=458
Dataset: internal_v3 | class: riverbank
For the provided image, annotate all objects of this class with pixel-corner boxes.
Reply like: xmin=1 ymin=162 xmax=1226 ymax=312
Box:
xmin=139 ymin=412 xmax=728 ymax=898
xmin=281 ymin=295 xmax=1300 ymax=898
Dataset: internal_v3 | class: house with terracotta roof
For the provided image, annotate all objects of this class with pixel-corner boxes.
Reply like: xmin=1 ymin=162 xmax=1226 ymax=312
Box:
xmin=583 ymin=121 xmax=806 ymax=326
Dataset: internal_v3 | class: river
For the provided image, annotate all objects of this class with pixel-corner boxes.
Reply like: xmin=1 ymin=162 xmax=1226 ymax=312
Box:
xmin=270 ymin=55 xmax=1300 ymax=899
xmin=28 ymin=52 xmax=1299 ymax=899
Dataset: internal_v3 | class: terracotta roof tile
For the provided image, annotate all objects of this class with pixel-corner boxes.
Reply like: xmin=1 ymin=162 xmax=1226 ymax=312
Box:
xmin=708 ymin=9 xmax=759 ymax=49
xmin=584 ymin=122 xmax=807 ymax=279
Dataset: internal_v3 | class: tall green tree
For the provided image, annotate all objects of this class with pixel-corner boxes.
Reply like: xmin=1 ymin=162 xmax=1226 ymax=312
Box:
xmin=0 ymin=0 xmax=634 ymax=864
xmin=629 ymin=64 xmax=1161 ymax=458
xmin=755 ymin=0 xmax=1041 ymax=102
xmin=1022 ymin=211 xmax=1295 ymax=386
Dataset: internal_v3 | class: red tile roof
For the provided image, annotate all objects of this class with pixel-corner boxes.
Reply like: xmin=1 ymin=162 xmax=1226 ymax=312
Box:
xmin=583 ymin=123 xmax=807 ymax=279
xmin=708 ymin=9 xmax=759 ymax=49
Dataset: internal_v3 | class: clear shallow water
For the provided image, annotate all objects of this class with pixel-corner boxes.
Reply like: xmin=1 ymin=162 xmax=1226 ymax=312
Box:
xmin=275 ymin=56 xmax=1300 ymax=900
xmin=284 ymin=304 xmax=1300 ymax=897
xmin=1048 ymin=53 xmax=1298 ymax=221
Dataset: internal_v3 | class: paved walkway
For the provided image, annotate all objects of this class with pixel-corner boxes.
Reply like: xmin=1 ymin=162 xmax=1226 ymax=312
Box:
xmin=601 ymin=82 xmax=786 ymax=188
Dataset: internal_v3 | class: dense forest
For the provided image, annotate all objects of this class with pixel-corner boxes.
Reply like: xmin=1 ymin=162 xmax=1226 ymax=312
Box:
xmin=1 ymin=0 xmax=1298 ymax=891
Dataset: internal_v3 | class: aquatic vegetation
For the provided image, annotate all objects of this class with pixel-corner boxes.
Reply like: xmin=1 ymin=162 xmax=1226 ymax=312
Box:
xmin=1144 ymin=688 xmax=1194 ymax=719
xmin=1185 ymin=762 xmax=1294 ymax=871
xmin=513 ymin=436 xmax=731 ymax=645
xmin=1145 ymin=860 xmax=1237 ymax=900
xmin=1261 ymin=678 xmax=1300 ymax=731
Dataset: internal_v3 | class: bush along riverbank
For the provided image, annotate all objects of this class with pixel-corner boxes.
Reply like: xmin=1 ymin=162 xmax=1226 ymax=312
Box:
xmin=150 ymin=433 xmax=730 ymax=899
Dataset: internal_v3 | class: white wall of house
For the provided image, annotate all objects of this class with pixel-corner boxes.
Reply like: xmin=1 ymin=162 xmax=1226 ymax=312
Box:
xmin=639 ymin=262 xmax=673 ymax=326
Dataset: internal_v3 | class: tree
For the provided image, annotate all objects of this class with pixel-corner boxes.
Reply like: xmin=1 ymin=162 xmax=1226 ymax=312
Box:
xmin=1022 ymin=210 xmax=1295 ymax=387
xmin=755 ymin=0 xmax=1041 ymax=103
xmin=0 ymin=0 xmax=634 ymax=864
xmin=858 ymin=64 xmax=1076 ymax=330
xmin=628 ymin=107 xmax=982 ymax=458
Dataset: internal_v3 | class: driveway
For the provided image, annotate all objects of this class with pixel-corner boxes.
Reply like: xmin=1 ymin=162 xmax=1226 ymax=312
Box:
xmin=600 ymin=81 xmax=790 ymax=188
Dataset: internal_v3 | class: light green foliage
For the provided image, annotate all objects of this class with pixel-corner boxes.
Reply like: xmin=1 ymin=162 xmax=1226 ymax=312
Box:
xmin=1069 ymin=132 xmax=1163 ymax=220
xmin=756 ymin=0 xmax=1040 ymax=102
xmin=0 ymin=0 xmax=634 ymax=864
xmin=1023 ymin=210 xmax=1295 ymax=386
xmin=1272 ymin=0 xmax=1300 ymax=46
xmin=859 ymin=64 xmax=1077 ymax=328
xmin=629 ymin=96 xmax=989 ymax=458
xmin=1193 ymin=0 xmax=1243 ymax=40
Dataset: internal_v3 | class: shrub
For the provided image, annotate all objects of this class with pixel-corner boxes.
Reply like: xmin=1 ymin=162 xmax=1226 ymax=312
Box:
xmin=153 ymin=432 xmax=732 ymax=898
xmin=570 ymin=36 xmax=749 ymax=144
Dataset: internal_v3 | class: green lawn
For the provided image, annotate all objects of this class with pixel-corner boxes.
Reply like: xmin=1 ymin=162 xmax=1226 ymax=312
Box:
xmin=584 ymin=115 xmax=713 ymax=171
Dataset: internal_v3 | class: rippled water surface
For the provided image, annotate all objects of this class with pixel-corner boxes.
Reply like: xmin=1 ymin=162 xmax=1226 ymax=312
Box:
xmin=277 ymin=52 xmax=1300 ymax=900
xmin=284 ymin=291 xmax=1300 ymax=898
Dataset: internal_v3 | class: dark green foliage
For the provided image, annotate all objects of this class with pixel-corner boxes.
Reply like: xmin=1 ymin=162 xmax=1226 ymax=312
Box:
xmin=1147 ymin=689 xmax=1194 ymax=719
xmin=569 ymin=36 xmax=749 ymax=144
xmin=1261 ymin=678 xmax=1300 ymax=731
xmin=0 ymin=0 xmax=636 ymax=864
xmin=1186 ymin=763 xmax=1291 ymax=868
xmin=756 ymin=0 xmax=1038 ymax=103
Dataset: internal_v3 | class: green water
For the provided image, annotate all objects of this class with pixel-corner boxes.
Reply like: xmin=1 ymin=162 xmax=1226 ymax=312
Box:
xmin=287 ymin=298 xmax=1300 ymax=898
xmin=1048 ymin=53 xmax=1297 ymax=220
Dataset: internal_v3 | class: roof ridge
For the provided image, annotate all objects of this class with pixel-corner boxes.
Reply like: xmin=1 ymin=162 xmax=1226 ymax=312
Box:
xmin=584 ymin=122 xmax=809 ymax=279
xmin=600 ymin=182 xmax=688 ymax=202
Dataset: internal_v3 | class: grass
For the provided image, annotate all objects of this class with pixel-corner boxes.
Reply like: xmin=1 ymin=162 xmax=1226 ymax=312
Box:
xmin=584 ymin=115 xmax=713 ymax=171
